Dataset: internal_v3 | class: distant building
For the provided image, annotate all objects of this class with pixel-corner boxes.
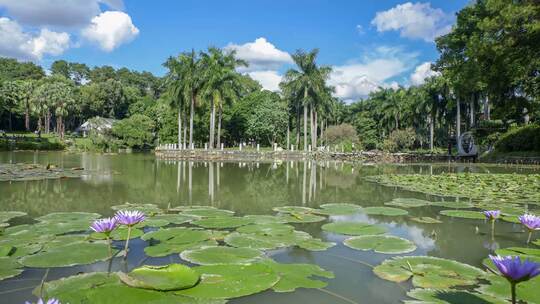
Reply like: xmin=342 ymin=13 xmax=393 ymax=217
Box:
xmin=77 ymin=117 xmax=117 ymax=137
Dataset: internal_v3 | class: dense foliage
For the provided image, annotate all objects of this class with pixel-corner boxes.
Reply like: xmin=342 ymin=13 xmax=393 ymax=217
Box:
xmin=495 ymin=124 xmax=540 ymax=152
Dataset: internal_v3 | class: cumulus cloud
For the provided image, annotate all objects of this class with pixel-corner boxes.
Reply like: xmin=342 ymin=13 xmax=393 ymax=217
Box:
xmin=0 ymin=0 xmax=124 ymax=27
xmin=82 ymin=11 xmax=139 ymax=52
xmin=371 ymin=2 xmax=453 ymax=42
xmin=248 ymin=70 xmax=283 ymax=92
xmin=410 ymin=62 xmax=440 ymax=86
xmin=225 ymin=37 xmax=292 ymax=72
xmin=0 ymin=17 xmax=70 ymax=60
xmin=329 ymin=46 xmax=417 ymax=101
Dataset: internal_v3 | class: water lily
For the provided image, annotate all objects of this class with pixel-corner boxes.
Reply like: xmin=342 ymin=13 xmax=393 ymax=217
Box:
xmin=489 ymin=255 xmax=540 ymax=304
xmin=25 ymin=298 xmax=61 ymax=304
xmin=90 ymin=217 xmax=117 ymax=257
xmin=518 ymin=214 xmax=540 ymax=243
xmin=483 ymin=210 xmax=500 ymax=240
xmin=114 ymin=210 xmax=145 ymax=258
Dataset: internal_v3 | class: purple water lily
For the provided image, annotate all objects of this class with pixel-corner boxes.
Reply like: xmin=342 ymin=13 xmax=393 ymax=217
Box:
xmin=114 ymin=210 xmax=146 ymax=226
xmin=518 ymin=214 xmax=540 ymax=243
xmin=483 ymin=210 xmax=500 ymax=221
xmin=114 ymin=210 xmax=145 ymax=258
xmin=25 ymin=298 xmax=60 ymax=304
xmin=90 ymin=217 xmax=118 ymax=234
xmin=489 ymin=255 xmax=540 ymax=304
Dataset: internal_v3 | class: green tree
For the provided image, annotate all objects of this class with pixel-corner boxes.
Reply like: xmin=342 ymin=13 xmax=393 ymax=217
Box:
xmin=245 ymin=91 xmax=288 ymax=146
xmin=112 ymin=114 xmax=156 ymax=149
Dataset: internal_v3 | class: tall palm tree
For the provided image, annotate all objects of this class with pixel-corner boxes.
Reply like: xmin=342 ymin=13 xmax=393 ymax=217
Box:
xmin=200 ymin=47 xmax=247 ymax=149
xmin=281 ymin=49 xmax=332 ymax=151
xmin=164 ymin=50 xmax=202 ymax=149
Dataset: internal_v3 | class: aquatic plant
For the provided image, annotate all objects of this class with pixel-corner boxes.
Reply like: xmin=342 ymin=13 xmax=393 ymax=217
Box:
xmin=25 ymin=298 xmax=60 ymax=304
xmin=484 ymin=210 xmax=500 ymax=239
xmin=489 ymin=255 xmax=540 ymax=304
xmin=518 ymin=214 xmax=540 ymax=243
xmin=115 ymin=210 xmax=145 ymax=257
xmin=90 ymin=217 xmax=118 ymax=257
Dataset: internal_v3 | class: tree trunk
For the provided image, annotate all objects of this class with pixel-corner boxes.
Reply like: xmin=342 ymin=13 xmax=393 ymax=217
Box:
xmin=303 ymin=88 xmax=308 ymax=151
xmin=395 ymin=114 xmax=399 ymax=130
xmin=209 ymin=100 xmax=215 ymax=149
xmin=8 ymin=111 xmax=12 ymax=132
xmin=286 ymin=120 xmax=290 ymax=150
xmin=178 ymin=107 xmax=182 ymax=148
xmin=310 ymin=106 xmax=314 ymax=151
xmin=217 ymin=105 xmax=222 ymax=149
xmin=189 ymin=95 xmax=195 ymax=149
xmin=483 ymin=96 xmax=490 ymax=120
xmin=313 ymin=110 xmax=318 ymax=149
xmin=183 ymin=112 xmax=187 ymax=148
xmin=296 ymin=104 xmax=300 ymax=148
xmin=25 ymin=105 xmax=30 ymax=131
xmin=469 ymin=96 xmax=475 ymax=127
xmin=429 ymin=113 xmax=434 ymax=152
xmin=456 ymin=99 xmax=461 ymax=142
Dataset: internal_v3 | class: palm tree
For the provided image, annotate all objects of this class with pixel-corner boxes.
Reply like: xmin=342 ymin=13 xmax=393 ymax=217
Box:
xmin=281 ymin=49 xmax=332 ymax=151
xmin=200 ymin=47 xmax=247 ymax=149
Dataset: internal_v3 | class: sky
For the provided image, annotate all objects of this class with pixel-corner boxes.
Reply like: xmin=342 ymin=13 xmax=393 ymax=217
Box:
xmin=0 ymin=0 xmax=469 ymax=101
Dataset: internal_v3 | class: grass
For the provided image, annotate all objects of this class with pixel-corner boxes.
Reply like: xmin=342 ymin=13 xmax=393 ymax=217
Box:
xmin=0 ymin=132 xmax=65 ymax=151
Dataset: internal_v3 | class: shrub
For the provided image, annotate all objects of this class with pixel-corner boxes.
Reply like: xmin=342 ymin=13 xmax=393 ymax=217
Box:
xmin=383 ymin=128 xmax=416 ymax=152
xmin=112 ymin=114 xmax=156 ymax=149
xmin=324 ymin=124 xmax=359 ymax=146
xmin=494 ymin=124 xmax=540 ymax=152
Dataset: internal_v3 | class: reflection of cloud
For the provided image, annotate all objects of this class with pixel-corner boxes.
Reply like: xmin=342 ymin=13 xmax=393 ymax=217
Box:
xmin=406 ymin=226 xmax=435 ymax=250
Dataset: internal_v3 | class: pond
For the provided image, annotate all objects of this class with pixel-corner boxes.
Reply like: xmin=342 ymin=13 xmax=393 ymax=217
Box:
xmin=0 ymin=151 xmax=539 ymax=304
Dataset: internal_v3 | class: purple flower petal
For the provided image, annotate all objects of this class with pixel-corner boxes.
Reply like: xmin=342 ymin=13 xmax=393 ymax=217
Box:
xmin=519 ymin=214 xmax=540 ymax=231
xmin=114 ymin=210 xmax=146 ymax=226
xmin=490 ymin=255 xmax=540 ymax=283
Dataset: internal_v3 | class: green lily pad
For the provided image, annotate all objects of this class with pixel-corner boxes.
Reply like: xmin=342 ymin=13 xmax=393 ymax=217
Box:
xmin=242 ymin=215 xmax=288 ymax=224
xmin=344 ymin=235 xmax=417 ymax=254
xmin=111 ymin=203 xmax=163 ymax=215
xmin=322 ymin=222 xmax=388 ymax=236
xmin=406 ymin=288 xmax=507 ymax=304
xmin=483 ymin=247 xmax=540 ymax=269
xmin=430 ymin=201 xmax=475 ymax=209
xmin=440 ymin=210 xmax=485 ymax=220
xmin=144 ymin=240 xmax=217 ymax=257
xmin=21 ymin=241 xmax=113 ymax=268
xmin=363 ymin=207 xmax=408 ymax=216
xmin=410 ymin=216 xmax=443 ymax=224
xmin=42 ymin=235 xmax=89 ymax=249
xmin=262 ymin=260 xmax=334 ymax=292
xmin=181 ymin=208 xmax=234 ymax=218
xmin=236 ymin=223 xmax=295 ymax=235
xmin=135 ymin=218 xmax=170 ymax=228
xmin=9 ymin=243 xmax=42 ymax=258
xmin=176 ymin=263 xmax=280 ymax=299
xmin=141 ymin=227 xmax=211 ymax=244
xmin=39 ymin=272 xmax=224 ymax=304
xmin=278 ymin=213 xmax=326 ymax=223
xmin=296 ymin=238 xmax=336 ymax=251
xmin=92 ymin=227 xmax=143 ymax=241
xmin=477 ymin=274 xmax=540 ymax=304
xmin=180 ymin=246 xmax=263 ymax=265
xmin=0 ymin=163 xmax=87 ymax=182
xmin=224 ymin=232 xmax=292 ymax=250
xmin=0 ymin=211 xmax=27 ymax=223
xmin=385 ymin=198 xmax=432 ymax=208
xmin=0 ymin=257 xmax=22 ymax=280
xmin=314 ymin=203 xmax=362 ymax=215
xmin=36 ymin=212 xmax=101 ymax=223
xmin=151 ymin=214 xmax=195 ymax=225
xmin=118 ymin=264 xmax=200 ymax=291
xmin=0 ymin=245 xmax=13 ymax=256
xmin=192 ymin=217 xmax=252 ymax=229
xmin=273 ymin=206 xmax=315 ymax=214
xmin=373 ymin=256 xmax=485 ymax=289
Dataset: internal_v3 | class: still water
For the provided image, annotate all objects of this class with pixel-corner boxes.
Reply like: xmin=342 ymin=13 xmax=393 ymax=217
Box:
xmin=0 ymin=151 xmax=538 ymax=304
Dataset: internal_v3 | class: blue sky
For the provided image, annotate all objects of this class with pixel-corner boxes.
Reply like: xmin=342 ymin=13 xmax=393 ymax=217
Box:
xmin=0 ymin=0 xmax=469 ymax=100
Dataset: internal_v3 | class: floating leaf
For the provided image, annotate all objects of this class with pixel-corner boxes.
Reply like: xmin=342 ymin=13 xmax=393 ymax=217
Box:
xmin=344 ymin=235 xmax=416 ymax=254
xmin=278 ymin=213 xmax=326 ymax=223
xmin=0 ymin=163 xmax=87 ymax=182
xmin=36 ymin=212 xmax=101 ymax=223
xmin=314 ymin=203 xmax=362 ymax=215
xmin=92 ymin=227 xmax=143 ymax=241
xmin=180 ymin=246 xmax=263 ymax=265
xmin=0 ymin=245 xmax=13 ymax=256
xmin=176 ymin=264 xmax=279 ymax=299
xmin=273 ymin=206 xmax=315 ymax=214
xmin=242 ymin=215 xmax=288 ymax=224
xmin=385 ymin=198 xmax=431 ymax=208
xmin=118 ymin=264 xmax=199 ymax=291
xmin=477 ymin=274 xmax=540 ymax=304
xmin=236 ymin=223 xmax=294 ymax=235
xmin=363 ymin=207 xmax=408 ymax=216
xmin=373 ymin=256 xmax=484 ymax=289
xmin=144 ymin=240 xmax=217 ymax=258
xmin=111 ymin=203 xmax=163 ymax=215
xmin=0 ymin=211 xmax=26 ymax=223
xmin=440 ymin=210 xmax=485 ymax=220
xmin=192 ymin=217 xmax=252 ymax=229
xmin=430 ymin=201 xmax=474 ymax=209
xmin=322 ymin=222 xmax=387 ymax=236
xmin=224 ymin=232 xmax=292 ymax=250
xmin=296 ymin=238 xmax=335 ymax=251
xmin=135 ymin=218 xmax=170 ymax=228
xmin=410 ymin=216 xmax=443 ymax=224
xmin=141 ymin=227 xmax=211 ymax=244
xmin=21 ymin=241 xmax=113 ymax=268
xmin=151 ymin=214 xmax=195 ymax=225
xmin=262 ymin=260 xmax=334 ymax=292
xmin=406 ymin=288 xmax=507 ymax=304
xmin=0 ymin=257 xmax=22 ymax=280
xmin=483 ymin=247 xmax=540 ymax=269
xmin=181 ymin=208 xmax=234 ymax=218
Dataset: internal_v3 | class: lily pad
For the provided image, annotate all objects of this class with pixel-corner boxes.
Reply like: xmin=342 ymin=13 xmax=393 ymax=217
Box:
xmin=322 ymin=222 xmax=388 ymax=236
xmin=406 ymin=288 xmax=507 ymax=304
xmin=92 ymin=227 xmax=144 ymax=241
xmin=273 ymin=206 xmax=315 ymax=214
xmin=430 ymin=201 xmax=475 ymax=209
xmin=410 ymin=216 xmax=443 ymax=224
xmin=278 ymin=213 xmax=326 ymax=223
xmin=262 ymin=260 xmax=334 ymax=292
xmin=176 ymin=263 xmax=280 ymax=299
xmin=0 ymin=163 xmax=87 ymax=182
xmin=236 ymin=223 xmax=295 ymax=235
xmin=224 ymin=232 xmax=293 ymax=250
xmin=363 ymin=207 xmax=408 ymax=216
xmin=118 ymin=264 xmax=199 ymax=291
xmin=0 ymin=257 xmax=23 ymax=280
xmin=21 ymin=241 xmax=113 ymax=268
xmin=242 ymin=215 xmax=288 ymax=224
xmin=141 ymin=227 xmax=211 ymax=244
xmin=181 ymin=208 xmax=234 ymax=218
xmin=0 ymin=245 xmax=13 ymax=256
xmin=314 ymin=203 xmax=362 ymax=215
xmin=439 ymin=210 xmax=485 ymax=220
xmin=111 ymin=203 xmax=162 ymax=215
xmin=144 ymin=240 xmax=217 ymax=258
xmin=385 ymin=198 xmax=431 ymax=208
xmin=0 ymin=211 xmax=26 ymax=223
xmin=192 ymin=217 xmax=252 ymax=229
xmin=344 ymin=235 xmax=416 ymax=254
xmin=477 ymin=274 xmax=540 ymax=304
xmin=373 ymin=256 xmax=485 ymax=289
xmin=36 ymin=212 xmax=101 ymax=223
xmin=180 ymin=246 xmax=263 ymax=265
xmin=151 ymin=214 xmax=195 ymax=225
xmin=296 ymin=238 xmax=336 ymax=251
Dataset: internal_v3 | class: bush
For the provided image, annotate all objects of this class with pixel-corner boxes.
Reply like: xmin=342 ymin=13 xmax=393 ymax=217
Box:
xmin=112 ymin=114 xmax=156 ymax=149
xmin=383 ymin=128 xmax=416 ymax=152
xmin=325 ymin=124 xmax=359 ymax=146
xmin=494 ymin=124 xmax=540 ymax=152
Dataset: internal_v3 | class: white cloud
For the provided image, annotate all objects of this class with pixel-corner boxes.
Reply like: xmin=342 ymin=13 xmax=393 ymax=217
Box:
xmin=225 ymin=37 xmax=292 ymax=72
xmin=248 ymin=70 xmax=283 ymax=92
xmin=371 ymin=2 xmax=453 ymax=42
xmin=82 ymin=11 xmax=139 ymax=52
xmin=410 ymin=62 xmax=440 ymax=86
xmin=0 ymin=0 xmax=123 ymax=27
xmin=0 ymin=17 xmax=70 ymax=60
xmin=329 ymin=46 xmax=417 ymax=101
